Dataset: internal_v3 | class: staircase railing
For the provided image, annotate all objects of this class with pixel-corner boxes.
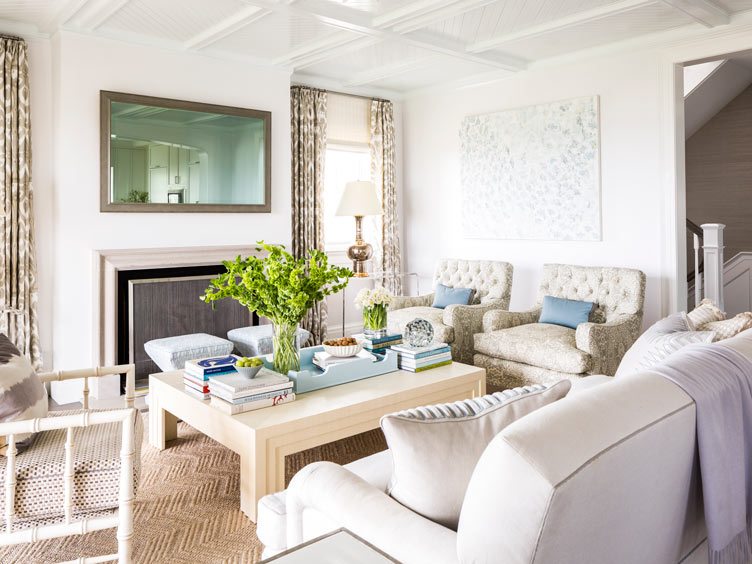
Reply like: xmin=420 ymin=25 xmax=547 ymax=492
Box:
xmin=687 ymin=220 xmax=725 ymax=310
xmin=687 ymin=218 xmax=703 ymax=307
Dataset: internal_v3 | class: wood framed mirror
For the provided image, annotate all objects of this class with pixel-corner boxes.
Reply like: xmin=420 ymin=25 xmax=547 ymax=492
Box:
xmin=100 ymin=91 xmax=271 ymax=212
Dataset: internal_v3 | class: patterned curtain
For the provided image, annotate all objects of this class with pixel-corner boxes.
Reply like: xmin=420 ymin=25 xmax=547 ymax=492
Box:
xmin=290 ymin=85 xmax=328 ymax=344
xmin=0 ymin=37 xmax=41 ymax=369
xmin=370 ymin=99 xmax=402 ymax=294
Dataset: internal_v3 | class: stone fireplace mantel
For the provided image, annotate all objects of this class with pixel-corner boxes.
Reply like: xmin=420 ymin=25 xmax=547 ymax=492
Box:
xmin=93 ymin=245 xmax=263 ymax=368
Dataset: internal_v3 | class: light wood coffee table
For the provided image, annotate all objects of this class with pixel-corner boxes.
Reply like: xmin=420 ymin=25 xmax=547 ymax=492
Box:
xmin=148 ymin=362 xmax=485 ymax=521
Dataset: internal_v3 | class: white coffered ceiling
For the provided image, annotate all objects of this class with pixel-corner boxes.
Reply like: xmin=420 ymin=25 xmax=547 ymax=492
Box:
xmin=1 ymin=0 xmax=751 ymax=95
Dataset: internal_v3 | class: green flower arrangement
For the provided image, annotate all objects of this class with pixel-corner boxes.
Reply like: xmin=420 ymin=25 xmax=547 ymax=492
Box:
xmin=201 ymin=242 xmax=352 ymax=373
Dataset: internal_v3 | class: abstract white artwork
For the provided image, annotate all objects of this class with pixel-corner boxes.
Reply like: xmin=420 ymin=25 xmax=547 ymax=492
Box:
xmin=460 ymin=96 xmax=601 ymax=241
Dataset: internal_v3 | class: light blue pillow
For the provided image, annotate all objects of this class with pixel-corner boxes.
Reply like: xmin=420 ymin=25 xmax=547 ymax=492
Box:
xmin=539 ymin=296 xmax=594 ymax=329
xmin=432 ymin=284 xmax=474 ymax=309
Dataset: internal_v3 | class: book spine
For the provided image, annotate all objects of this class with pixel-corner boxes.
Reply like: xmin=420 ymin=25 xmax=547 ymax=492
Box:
xmin=212 ymin=393 xmax=295 ymax=415
xmin=399 ymin=352 xmax=452 ymax=366
xmin=397 ymin=347 xmax=451 ymax=360
xmin=362 ymin=334 xmax=402 ymax=345
xmin=210 ymin=381 xmax=294 ymax=401
xmin=219 ymin=388 xmax=295 ymax=405
xmin=183 ymin=379 xmax=209 ymax=393
xmin=400 ymin=360 xmax=453 ymax=372
xmin=363 ymin=339 xmax=402 ymax=348
xmin=184 ymin=366 xmax=236 ymax=378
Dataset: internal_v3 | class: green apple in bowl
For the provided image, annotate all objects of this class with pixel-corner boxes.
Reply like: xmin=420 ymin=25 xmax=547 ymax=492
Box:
xmin=235 ymin=356 xmax=263 ymax=378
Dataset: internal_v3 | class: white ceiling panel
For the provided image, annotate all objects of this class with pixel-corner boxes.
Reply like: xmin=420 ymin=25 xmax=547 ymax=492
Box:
xmin=101 ymin=0 xmax=248 ymax=42
xmin=0 ymin=0 xmax=64 ymax=25
xmin=301 ymin=40 xmax=434 ymax=78
xmin=209 ymin=13 xmax=346 ymax=59
xmin=489 ymin=2 xmax=693 ymax=61
xmin=1 ymin=0 xmax=751 ymax=94
xmin=715 ymin=0 xmax=752 ymax=12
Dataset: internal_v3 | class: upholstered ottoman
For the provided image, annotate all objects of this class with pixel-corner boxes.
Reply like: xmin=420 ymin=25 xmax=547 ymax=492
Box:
xmin=227 ymin=325 xmax=311 ymax=357
xmin=144 ymin=333 xmax=234 ymax=372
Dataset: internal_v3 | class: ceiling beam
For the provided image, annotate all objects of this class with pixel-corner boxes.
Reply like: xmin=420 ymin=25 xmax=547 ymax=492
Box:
xmin=467 ymin=0 xmax=655 ymax=53
xmin=276 ymin=35 xmax=380 ymax=69
xmin=42 ymin=0 xmax=93 ymax=33
xmin=343 ymin=56 xmax=438 ymax=86
xmin=243 ymin=0 xmax=527 ymax=71
xmin=74 ymin=0 xmax=131 ymax=30
xmin=658 ymin=0 xmax=729 ymax=27
xmin=372 ymin=0 xmax=469 ymax=28
xmin=184 ymin=6 xmax=270 ymax=50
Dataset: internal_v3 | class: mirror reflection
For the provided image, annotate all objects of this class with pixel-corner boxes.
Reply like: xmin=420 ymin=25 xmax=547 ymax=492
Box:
xmin=102 ymin=93 xmax=271 ymax=212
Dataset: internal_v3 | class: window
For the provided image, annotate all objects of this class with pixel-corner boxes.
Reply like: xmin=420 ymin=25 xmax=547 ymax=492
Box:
xmin=323 ymin=144 xmax=371 ymax=249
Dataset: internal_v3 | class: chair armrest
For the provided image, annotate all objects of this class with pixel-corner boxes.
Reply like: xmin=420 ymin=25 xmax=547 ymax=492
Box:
xmin=482 ymin=308 xmax=541 ymax=333
xmin=389 ymin=293 xmax=434 ymax=311
xmin=286 ymin=461 xmax=458 ymax=564
xmin=442 ymin=301 xmax=508 ymax=364
xmin=575 ymin=315 xmax=642 ymax=375
xmin=38 ymin=364 xmax=136 ymax=409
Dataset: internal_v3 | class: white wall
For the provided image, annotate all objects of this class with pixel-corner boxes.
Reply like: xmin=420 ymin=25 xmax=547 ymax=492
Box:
xmin=403 ymin=51 xmax=665 ymax=326
xmin=46 ymin=32 xmax=292 ymax=370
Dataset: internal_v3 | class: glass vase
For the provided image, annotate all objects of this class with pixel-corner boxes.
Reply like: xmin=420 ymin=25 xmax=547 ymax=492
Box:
xmin=363 ymin=304 xmax=388 ymax=338
xmin=272 ymin=321 xmax=301 ymax=374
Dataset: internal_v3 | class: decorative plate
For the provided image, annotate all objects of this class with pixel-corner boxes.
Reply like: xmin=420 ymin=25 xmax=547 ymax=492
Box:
xmin=404 ymin=318 xmax=435 ymax=348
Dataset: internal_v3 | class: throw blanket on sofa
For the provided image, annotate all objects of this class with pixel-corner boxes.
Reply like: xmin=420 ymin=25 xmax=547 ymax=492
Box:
xmin=650 ymin=343 xmax=752 ymax=564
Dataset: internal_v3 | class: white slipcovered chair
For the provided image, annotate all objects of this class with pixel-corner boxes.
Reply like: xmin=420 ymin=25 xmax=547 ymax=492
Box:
xmin=387 ymin=259 xmax=513 ymax=364
xmin=0 ymin=365 xmax=141 ymax=563
xmin=253 ymin=327 xmax=752 ymax=563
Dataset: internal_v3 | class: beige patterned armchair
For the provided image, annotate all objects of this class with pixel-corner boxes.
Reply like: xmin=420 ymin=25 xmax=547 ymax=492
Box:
xmin=387 ymin=259 xmax=513 ymax=364
xmin=474 ymin=264 xmax=646 ymax=390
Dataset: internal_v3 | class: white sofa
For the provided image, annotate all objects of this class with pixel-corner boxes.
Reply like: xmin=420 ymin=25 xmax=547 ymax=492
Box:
xmin=257 ymin=331 xmax=752 ymax=563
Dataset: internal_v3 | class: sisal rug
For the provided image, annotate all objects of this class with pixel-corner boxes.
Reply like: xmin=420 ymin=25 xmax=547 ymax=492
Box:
xmin=0 ymin=417 xmax=387 ymax=563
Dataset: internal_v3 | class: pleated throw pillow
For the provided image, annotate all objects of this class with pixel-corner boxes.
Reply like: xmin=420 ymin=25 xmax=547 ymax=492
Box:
xmin=380 ymin=381 xmax=571 ymax=530
xmin=615 ymin=312 xmax=714 ymax=377
xmin=703 ymin=312 xmax=752 ymax=342
xmin=687 ymin=298 xmax=725 ymax=329
xmin=0 ymin=334 xmax=47 ymax=454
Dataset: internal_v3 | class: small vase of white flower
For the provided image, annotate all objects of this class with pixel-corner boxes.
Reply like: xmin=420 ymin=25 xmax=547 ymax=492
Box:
xmin=354 ymin=286 xmax=392 ymax=338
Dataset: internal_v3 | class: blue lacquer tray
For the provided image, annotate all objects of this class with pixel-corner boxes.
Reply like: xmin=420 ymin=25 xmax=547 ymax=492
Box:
xmin=259 ymin=346 xmax=399 ymax=394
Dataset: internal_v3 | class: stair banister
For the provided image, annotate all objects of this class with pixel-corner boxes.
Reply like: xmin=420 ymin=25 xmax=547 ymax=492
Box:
xmin=702 ymin=223 xmax=725 ymax=311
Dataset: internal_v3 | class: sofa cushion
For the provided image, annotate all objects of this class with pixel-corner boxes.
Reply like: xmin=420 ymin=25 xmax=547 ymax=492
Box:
xmin=0 ymin=409 xmax=143 ymax=527
xmin=702 ymin=313 xmax=752 ymax=342
xmin=0 ymin=334 xmax=48 ymax=455
xmin=615 ymin=312 xmax=714 ymax=377
xmin=687 ymin=298 xmax=725 ymax=329
xmin=380 ymin=381 xmax=571 ymax=530
xmin=227 ymin=325 xmax=312 ymax=357
xmin=474 ymin=323 xmax=591 ymax=373
xmin=387 ymin=307 xmax=454 ymax=343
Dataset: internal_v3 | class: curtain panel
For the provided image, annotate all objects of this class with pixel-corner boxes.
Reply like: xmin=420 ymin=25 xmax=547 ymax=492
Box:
xmin=0 ymin=37 xmax=41 ymax=369
xmin=370 ymin=99 xmax=402 ymax=295
xmin=290 ymin=86 xmax=328 ymax=344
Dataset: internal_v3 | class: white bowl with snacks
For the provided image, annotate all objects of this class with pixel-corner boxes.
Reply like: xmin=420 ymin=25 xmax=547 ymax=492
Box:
xmin=234 ymin=357 xmax=264 ymax=378
xmin=322 ymin=337 xmax=363 ymax=358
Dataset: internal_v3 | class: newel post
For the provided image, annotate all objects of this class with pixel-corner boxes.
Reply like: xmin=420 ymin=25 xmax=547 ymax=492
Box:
xmin=702 ymin=223 xmax=725 ymax=311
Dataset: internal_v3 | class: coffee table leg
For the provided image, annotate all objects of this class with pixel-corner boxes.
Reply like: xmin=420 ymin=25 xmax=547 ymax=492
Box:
xmin=149 ymin=393 xmax=178 ymax=450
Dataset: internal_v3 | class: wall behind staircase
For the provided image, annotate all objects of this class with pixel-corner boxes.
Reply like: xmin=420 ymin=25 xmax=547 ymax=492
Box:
xmin=686 ymin=84 xmax=752 ymax=262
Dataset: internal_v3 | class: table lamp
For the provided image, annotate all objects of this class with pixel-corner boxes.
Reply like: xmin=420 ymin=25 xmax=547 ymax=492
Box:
xmin=336 ymin=180 xmax=382 ymax=277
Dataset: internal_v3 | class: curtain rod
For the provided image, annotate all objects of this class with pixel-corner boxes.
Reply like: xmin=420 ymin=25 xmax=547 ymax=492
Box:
xmin=0 ymin=33 xmax=24 ymax=42
xmin=291 ymin=83 xmax=389 ymax=103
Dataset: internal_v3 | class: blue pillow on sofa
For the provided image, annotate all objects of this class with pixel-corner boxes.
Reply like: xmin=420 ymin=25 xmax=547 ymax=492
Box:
xmin=539 ymin=296 xmax=594 ymax=329
xmin=432 ymin=284 xmax=474 ymax=309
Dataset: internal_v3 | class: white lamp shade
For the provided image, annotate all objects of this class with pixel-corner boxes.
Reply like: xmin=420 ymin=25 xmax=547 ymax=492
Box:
xmin=335 ymin=180 xmax=382 ymax=216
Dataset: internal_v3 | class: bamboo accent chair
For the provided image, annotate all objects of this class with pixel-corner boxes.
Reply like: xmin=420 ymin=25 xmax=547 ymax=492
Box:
xmin=0 ymin=364 xmax=140 ymax=563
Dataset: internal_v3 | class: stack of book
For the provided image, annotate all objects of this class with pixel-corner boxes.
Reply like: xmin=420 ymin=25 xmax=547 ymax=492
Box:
xmin=392 ymin=343 xmax=452 ymax=372
xmin=209 ymin=369 xmax=295 ymax=415
xmin=355 ymin=333 xmax=402 ymax=354
xmin=313 ymin=349 xmax=376 ymax=370
xmin=183 ymin=354 xmax=240 ymax=400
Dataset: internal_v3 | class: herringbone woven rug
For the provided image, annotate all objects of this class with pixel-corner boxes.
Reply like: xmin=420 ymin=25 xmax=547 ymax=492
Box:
xmin=0 ymin=417 xmax=387 ymax=563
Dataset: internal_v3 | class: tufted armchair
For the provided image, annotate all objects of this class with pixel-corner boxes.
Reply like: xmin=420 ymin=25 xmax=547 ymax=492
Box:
xmin=474 ymin=264 xmax=646 ymax=390
xmin=387 ymin=259 xmax=513 ymax=364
